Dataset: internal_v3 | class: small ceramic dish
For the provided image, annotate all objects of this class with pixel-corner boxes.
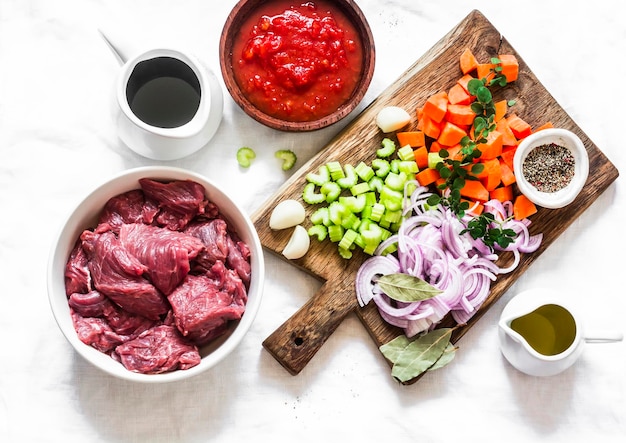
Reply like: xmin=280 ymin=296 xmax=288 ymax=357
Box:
xmin=513 ymin=128 xmax=589 ymax=209
xmin=219 ymin=0 xmax=375 ymax=132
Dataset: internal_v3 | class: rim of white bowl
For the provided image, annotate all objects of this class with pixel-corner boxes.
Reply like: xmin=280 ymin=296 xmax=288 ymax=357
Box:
xmin=513 ymin=128 xmax=589 ymax=209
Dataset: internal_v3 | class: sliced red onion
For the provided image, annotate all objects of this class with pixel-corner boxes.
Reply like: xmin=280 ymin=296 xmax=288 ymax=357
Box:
xmin=355 ymin=196 xmax=543 ymax=337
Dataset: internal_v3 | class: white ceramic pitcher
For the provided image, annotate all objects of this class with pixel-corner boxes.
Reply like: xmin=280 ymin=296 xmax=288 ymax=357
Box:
xmin=498 ymin=288 xmax=623 ymax=377
xmin=100 ymin=30 xmax=223 ymax=161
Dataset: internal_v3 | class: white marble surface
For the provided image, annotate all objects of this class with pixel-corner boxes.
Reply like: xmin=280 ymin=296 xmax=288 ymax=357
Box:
xmin=1 ymin=0 xmax=625 ymax=441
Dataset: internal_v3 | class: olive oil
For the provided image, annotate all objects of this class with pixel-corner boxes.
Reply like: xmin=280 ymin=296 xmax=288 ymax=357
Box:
xmin=126 ymin=56 xmax=201 ymax=128
xmin=510 ymin=304 xmax=577 ymax=356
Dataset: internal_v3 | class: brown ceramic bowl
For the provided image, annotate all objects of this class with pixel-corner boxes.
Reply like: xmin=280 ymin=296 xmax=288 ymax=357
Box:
xmin=219 ymin=0 xmax=375 ymax=132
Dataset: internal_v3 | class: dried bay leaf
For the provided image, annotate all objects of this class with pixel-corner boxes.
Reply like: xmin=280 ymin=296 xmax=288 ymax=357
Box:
xmin=380 ymin=335 xmax=411 ymax=362
xmin=428 ymin=343 xmax=457 ymax=371
xmin=387 ymin=328 xmax=453 ymax=382
xmin=377 ymin=273 xmax=443 ymax=303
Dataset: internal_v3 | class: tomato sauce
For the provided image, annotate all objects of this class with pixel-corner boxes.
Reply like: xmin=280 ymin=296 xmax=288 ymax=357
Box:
xmin=231 ymin=0 xmax=364 ymax=122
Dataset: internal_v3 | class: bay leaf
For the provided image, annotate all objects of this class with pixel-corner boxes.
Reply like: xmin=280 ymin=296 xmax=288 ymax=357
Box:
xmin=428 ymin=343 xmax=457 ymax=371
xmin=379 ymin=335 xmax=411 ymax=363
xmin=377 ymin=273 xmax=443 ymax=303
xmin=390 ymin=328 xmax=453 ymax=382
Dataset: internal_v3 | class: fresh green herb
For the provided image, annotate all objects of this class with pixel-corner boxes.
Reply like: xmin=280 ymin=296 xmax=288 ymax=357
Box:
xmin=380 ymin=328 xmax=455 ymax=382
xmin=377 ymin=273 xmax=443 ymax=302
xmin=236 ymin=147 xmax=256 ymax=168
xmin=275 ymin=149 xmax=297 ymax=171
xmin=462 ymin=212 xmax=517 ymax=249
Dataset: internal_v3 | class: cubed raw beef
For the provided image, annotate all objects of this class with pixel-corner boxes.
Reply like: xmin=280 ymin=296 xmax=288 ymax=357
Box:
xmin=71 ymin=310 xmax=126 ymax=353
xmin=119 ymin=223 xmax=205 ymax=295
xmin=113 ymin=325 xmax=201 ymax=374
xmin=86 ymin=231 xmax=169 ymax=320
xmin=226 ymin=236 xmax=252 ymax=286
xmin=69 ymin=290 xmax=156 ymax=337
xmin=168 ymin=264 xmax=246 ymax=345
xmin=65 ymin=241 xmax=91 ymax=296
xmin=97 ymin=189 xmax=148 ymax=233
xmin=139 ymin=178 xmax=208 ymax=231
xmin=184 ymin=218 xmax=229 ymax=272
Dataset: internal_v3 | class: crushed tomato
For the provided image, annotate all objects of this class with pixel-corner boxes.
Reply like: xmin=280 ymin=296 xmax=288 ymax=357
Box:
xmin=232 ymin=0 xmax=364 ymax=122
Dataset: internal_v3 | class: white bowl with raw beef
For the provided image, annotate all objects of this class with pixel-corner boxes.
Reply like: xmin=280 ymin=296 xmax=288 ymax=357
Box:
xmin=47 ymin=166 xmax=264 ymax=383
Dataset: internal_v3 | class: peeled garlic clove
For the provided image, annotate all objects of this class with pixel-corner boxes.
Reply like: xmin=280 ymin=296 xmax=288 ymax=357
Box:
xmin=282 ymin=225 xmax=310 ymax=260
xmin=376 ymin=106 xmax=411 ymax=133
xmin=269 ymin=199 xmax=305 ymax=230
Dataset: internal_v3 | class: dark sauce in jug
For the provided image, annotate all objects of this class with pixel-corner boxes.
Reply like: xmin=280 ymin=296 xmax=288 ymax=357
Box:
xmin=126 ymin=56 xmax=201 ymax=128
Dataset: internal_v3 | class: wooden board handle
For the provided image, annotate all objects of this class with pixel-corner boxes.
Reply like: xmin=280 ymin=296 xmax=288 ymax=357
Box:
xmin=262 ymin=281 xmax=357 ymax=375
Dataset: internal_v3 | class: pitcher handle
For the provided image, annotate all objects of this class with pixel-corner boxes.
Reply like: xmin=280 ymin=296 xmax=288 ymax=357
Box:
xmin=584 ymin=331 xmax=624 ymax=344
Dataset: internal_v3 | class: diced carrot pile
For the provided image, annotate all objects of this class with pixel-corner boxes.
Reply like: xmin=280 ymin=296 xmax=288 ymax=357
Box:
xmin=392 ymin=48 xmax=554 ymax=220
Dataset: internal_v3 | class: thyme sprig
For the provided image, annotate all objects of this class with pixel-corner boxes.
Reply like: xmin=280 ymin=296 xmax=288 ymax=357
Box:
xmin=426 ymin=58 xmax=517 ymax=250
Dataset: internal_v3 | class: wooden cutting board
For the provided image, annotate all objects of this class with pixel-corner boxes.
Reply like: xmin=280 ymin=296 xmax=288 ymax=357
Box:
xmin=251 ymin=10 xmax=619 ymax=383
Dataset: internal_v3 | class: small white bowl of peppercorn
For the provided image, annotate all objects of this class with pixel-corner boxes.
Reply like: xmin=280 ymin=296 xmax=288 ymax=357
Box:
xmin=513 ymin=128 xmax=589 ymax=209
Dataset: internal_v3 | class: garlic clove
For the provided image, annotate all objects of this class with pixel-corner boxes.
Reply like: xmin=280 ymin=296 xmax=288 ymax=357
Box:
xmin=376 ymin=106 xmax=411 ymax=133
xmin=282 ymin=225 xmax=310 ymax=260
xmin=269 ymin=199 xmax=306 ymax=230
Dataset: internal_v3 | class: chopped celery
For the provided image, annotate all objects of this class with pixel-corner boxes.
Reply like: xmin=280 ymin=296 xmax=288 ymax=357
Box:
xmin=370 ymin=203 xmax=385 ymax=222
xmin=398 ymin=160 xmax=419 ymax=174
xmin=350 ymin=182 xmax=371 ymax=196
xmin=310 ymin=207 xmax=330 ymax=226
xmin=302 ymin=182 xmax=325 ymax=204
xmin=383 ymin=209 xmax=402 ymax=224
xmin=328 ymin=224 xmax=345 ymax=243
xmin=236 ymin=147 xmax=256 ymax=168
xmin=326 ymin=161 xmax=345 ymax=180
xmin=384 ymin=171 xmax=408 ymax=191
xmin=372 ymin=158 xmax=390 ymax=178
xmin=339 ymin=195 xmax=366 ymax=213
xmin=428 ymin=152 xmax=444 ymax=169
xmin=341 ymin=212 xmax=361 ymax=230
xmin=338 ymin=246 xmax=353 ymax=259
xmin=377 ymin=138 xmax=396 ymax=158
xmin=306 ymin=165 xmax=330 ymax=186
xmin=368 ymin=176 xmax=384 ymax=192
xmin=328 ymin=201 xmax=347 ymax=225
xmin=390 ymin=159 xmax=400 ymax=174
xmin=338 ymin=229 xmax=358 ymax=251
xmin=308 ymin=224 xmax=328 ymax=241
xmin=321 ymin=181 xmax=341 ymax=203
xmin=380 ymin=185 xmax=403 ymax=211
xmin=355 ymin=162 xmax=375 ymax=181
xmin=397 ymin=144 xmax=415 ymax=161
xmin=336 ymin=164 xmax=358 ymax=189
xmin=275 ymin=149 xmax=297 ymax=170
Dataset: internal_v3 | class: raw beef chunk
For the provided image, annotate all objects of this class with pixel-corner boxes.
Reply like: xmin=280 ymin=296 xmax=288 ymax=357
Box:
xmin=71 ymin=310 xmax=126 ymax=353
xmin=65 ymin=241 xmax=91 ymax=296
xmin=119 ymin=223 xmax=204 ymax=295
xmin=139 ymin=178 xmax=207 ymax=231
xmin=113 ymin=325 xmax=201 ymax=374
xmin=226 ymin=236 xmax=252 ymax=286
xmin=97 ymin=189 xmax=151 ymax=233
xmin=184 ymin=218 xmax=229 ymax=272
xmin=85 ymin=231 xmax=169 ymax=320
xmin=168 ymin=263 xmax=246 ymax=345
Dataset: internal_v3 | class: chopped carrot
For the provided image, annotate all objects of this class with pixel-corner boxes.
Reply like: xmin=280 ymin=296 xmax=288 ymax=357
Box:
xmin=498 ymin=54 xmax=519 ymax=83
xmin=496 ymin=118 xmax=518 ymax=146
xmin=397 ymin=131 xmax=425 ymax=148
xmin=413 ymin=146 xmax=429 ymax=169
xmin=438 ymin=121 xmax=467 ymax=147
xmin=460 ymin=48 xmax=478 ymax=74
xmin=416 ymin=167 xmax=441 ymax=187
xmin=478 ymin=130 xmax=503 ymax=160
xmin=448 ymin=83 xmax=472 ymax=105
xmin=445 ymin=144 xmax=463 ymax=161
xmin=494 ymin=99 xmax=507 ymax=122
xmin=534 ymin=121 xmax=554 ymax=132
xmin=490 ymin=185 xmax=513 ymax=203
xmin=421 ymin=113 xmax=442 ymax=139
xmin=457 ymin=74 xmax=475 ymax=93
xmin=480 ymin=158 xmax=502 ymax=191
xmin=460 ymin=179 xmax=490 ymax=202
xmin=445 ymin=104 xmax=476 ymax=126
xmin=429 ymin=140 xmax=443 ymax=153
xmin=498 ymin=159 xmax=516 ymax=186
xmin=513 ymin=194 xmax=538 ymax=220
xmin=507 ymin=114 xmax=532 ymax=139
xmin=476 ymin=63 xmax=495 ymax=83
xmin=500 ymin=146 xmax=517 ymax=171
xmin=422 ymin=91 xmax=449 ymax=123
